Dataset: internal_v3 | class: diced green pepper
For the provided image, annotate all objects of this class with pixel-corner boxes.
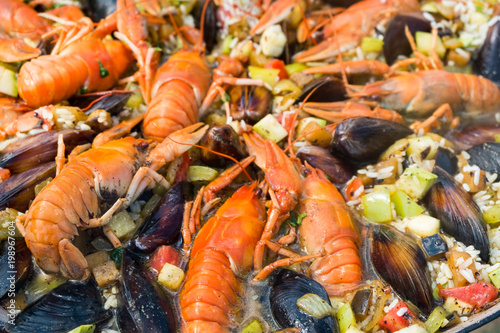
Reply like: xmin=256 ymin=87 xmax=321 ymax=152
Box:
xmin=406 ymin=136 xmax=438 ymax=160
xmin=0 ymin=64 xmax=18 ymax=97
xmin=361 ymin=37 xmax=384 ymax=53
xmin=425 ymin=306 xmax=449 ymax=333
xmin=395 ymin=166 xmax=437 ymax=200
xmin=362 ymin=190 xmax=392 ymax=223
xmin=484 ymin=204 xmax=500 ymax=224
xmin=416 ymin=31 xmax=446 ymax=59
xmin=391 ymin=190 xmax=424 ymax=218
xmin=337 ymin=302 xmax=357 ymax=333
xmin=187 ymin=166 xmax=218 ymax=182
xmin=248 ymin=66 xmax=280 ymax=87
xmin=285 ymin=63 xmax=308 ymax=76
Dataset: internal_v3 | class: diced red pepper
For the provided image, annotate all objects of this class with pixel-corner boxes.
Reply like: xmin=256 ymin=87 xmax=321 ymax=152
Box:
xmin=276 ymin=112 xmax=296 ymax=133
xmin=438 ymin=282 xmax=498 ymax=307
xmin=149 ymin=245 xmax=182 ymax=273
xmin=174 ymin=152 xmax=190 ymax=183
xmin=265 ymin=59 xmax=289 ymax=80
xmin=344 ymin=177 xmax=365 ymax=202
xmin=379 ymin=301 xmax=418 ymax=333
xmin=0 ymin=168 xmax=10 ymax=181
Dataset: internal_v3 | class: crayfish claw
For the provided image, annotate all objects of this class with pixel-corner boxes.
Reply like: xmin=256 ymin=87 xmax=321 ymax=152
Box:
xmin=59 ymin=239 xmax=90 ymax=280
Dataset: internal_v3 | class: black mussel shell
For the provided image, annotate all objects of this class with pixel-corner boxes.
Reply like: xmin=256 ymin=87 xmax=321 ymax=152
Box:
xmin=0 ymin=239 xmax=32 ymax=300
xmin=370 ymin=225 xmax=434 ymax=315
xmin=296 ymin=146 xmax=353 ymax=185
xmin=269 ymin=269 xmax=339 ymax=333
xmin=294 ymin=76 xmax=347 ymax=105
xmin=424 ymin=166 xmax=490 ymax=262
xmin=193 ymin=0 xmax=218 ymax=53
xmin=0 ymin=162 xmax=55 ymax=211
xmin=200 ymin=125 xmax=247 ymax=167
xmin=466 ymin=142 xmax=500 ymax=174
xmin=474 ymin=21 xmax=500 ymax=85
xmin=130 ymin=181 xmax=193 ymax=253
xmin=69 ymin=91 xmax=132 ymax=115
xmin=4 ymin=280 xmax=111 ymax=333
xmin=323 ymin=0 xmax=361 ymax=6
xmin=434 ymin=147 xmax=458 ymax=176
xmin=118 ymin=250 xmax=177 ymax=332
xmin=383 ymin=12 xmax=432 ymax=65
xmin=447 ymin=125 xmax=500 ymax=151
xmin=85 ymin=0 xmax=117 ymax=22
xmin=330 ymin=117 xmax=413 ymax=166
xmin=0 ymin=130 xmax=95 ymax=174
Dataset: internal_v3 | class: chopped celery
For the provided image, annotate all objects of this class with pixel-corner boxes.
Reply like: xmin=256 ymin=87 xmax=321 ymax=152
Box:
xmin=391 ymin=190 xmax=423 ymax=218
xmin=374 ymin=184 xmax=398 ymax=194
xmin=248 ymin=66 xmax=280 ymax=87
xmin=67 ymin=325 xmax=95 ymax=333
xmin=407 ymin=136 xmax=438 ymax=160
xmin=187 ymin=166 xmax=218 ymax=182
xmin=337 ymin=302 xmax=357 ymax=333
xmin=297 ymin=293 xmax=333 ymax=318
xmin=241 ymin=319 xmax=263 ymax=333
xmin=362 ymin=190 xmax=392 ymax=223
xmin=285 ymin=63 xmax=308 ymax=76
xmin=0 ymin=65 xmax=18 ymax=97
xmin=253 ymin=114 xmax=288 ymax=143
xmin=484 ymin=204 xmax=500 ymax=224
xmin=395 ymin=166 xmax=437 ymax=200
xmin=222 ymin=35 xmax=233 ymax=55
xmin=361 ymin=37 xmax=384 ymax=53
xmin=488 ymin=266 xmax=500 ymax=288
xmin=416 ymin=31 xmax=446 ymax=59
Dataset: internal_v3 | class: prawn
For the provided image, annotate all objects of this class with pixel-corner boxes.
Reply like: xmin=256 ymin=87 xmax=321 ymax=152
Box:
xmin=17 ymin=123 xmax=208 ymax=280
xmin=17 ymin=38 xmax=134 ymax=108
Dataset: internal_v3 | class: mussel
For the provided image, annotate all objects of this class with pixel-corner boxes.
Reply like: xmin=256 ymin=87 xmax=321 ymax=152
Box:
xmin=85 ymin=0 xmax=117 ymax=22
xmin=0 ymin=130 xmax=95 ymax=174
xmin=465 ymin=142 xmax=500 ymax=175
xmin=193 ymin=0 xmax=218 ymax=53
xmin=4 ymin=280 xmax=111 ymax=333
xmin=0 ymin=162 xmax=55 ymax=211
xmin=130 ymin=181 xmax=193 ymax=253
xmin=0 ymin=239 xmax=32 ymax=299
xmin=118 ymin=250 xmax=177 ymax=332
xmin=229 ymin=85 xmax=271 ymax=124
xmin=370 ymin=225 xmax=434 ymax=315
xmin=424 ymin=166 xmax=490 ymax=262
xmin=330 ymin=117 xmax=413 ymax=166
xmin=383 ymin=12 xmax=432 ymax=65
xmin=269 ymin=269 xmax=339 ymax=333
xmin=474 ymin=20 xmax=500 ymax=86
xmin=434 ymin=147 xmax=458 ymax=176
xmin=199 ymin=125 xmax=247 ymax=167
xmin=447 ymin=125 xmax=500 ymax=151
xmin=296 ymin=146 xmax=353 ymax=185
xmin=69 ymin=91 xmax=132 ymax=115
xmin=294 ymin=76 xmax=347 ymax=105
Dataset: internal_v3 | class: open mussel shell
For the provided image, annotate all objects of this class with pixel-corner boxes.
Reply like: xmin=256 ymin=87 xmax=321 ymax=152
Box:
xmin=84 ymin=0 xmax=117 ymax=22
xmin=69 ymin=91 xmax=132 ymax=115
xmin=199 ymin=125 xmax=247 ymax=167
xmin=193 ymin=0 xmax=218 ymax=53
xmin=424 ymin=166 xmax=490 ymax=262
xmin=0 ymin=130 xmax=95 ymax=174
xmin=294 ymin=76 xmax=347 ymax=105
xmin=370 ymin=225 xmax=434 ymax=315
xmin=0 ymin=162 xmax=55 ymax=211
xmin=447 ymin=125 xmax=500 ymax=151
xmin=434 ymin=147 xmax=458 ymax=176
xmin=474 ymin=20 xmax=500 ymax=85
xmin=330 ymin=117 xmax=413 ymax=166
xmin=118 ymin=250 xmax=177 ymax=332
xmin=130 ymin=181 xmax=193 ymax=253
xmin=269 ymin=269 xmax=339 ymax=333
xmin=0 ymin=238 xmax=32 ymax=299
xmin=296 ymin=145 xmax=353 ymax=185
xmin=383 ymin=12 xmax=432 ymax=65
xmin=4 ymin=280 xmax=111 ymax=333
xmin=465 ymin=142 xmax=500 ymax=175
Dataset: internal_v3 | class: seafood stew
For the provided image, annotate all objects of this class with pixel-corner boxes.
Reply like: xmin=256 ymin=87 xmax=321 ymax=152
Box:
xmin=1 ymin=0 xmax=500 ymax=332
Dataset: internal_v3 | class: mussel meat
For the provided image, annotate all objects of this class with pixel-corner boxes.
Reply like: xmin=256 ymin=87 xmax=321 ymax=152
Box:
xmin=370 ymin=224 xmax=434 ymax=315
xmin=0 ymin=239 xmax=32 ymax=299
xmin=118 ymin=250 xmax=177 ymax=332
xmin=424 ymin=166 xmax=490 ymax=262
xmin=269 ymin=269 xmax=339 ymax=333
xmin=0 ymin=162 xmax=55 ymax=212
xmin=130 ymin=181 xmax=193 ymax=253
xmin=330 ymin=117 xmax=413 ymax=166
xmin=465 ymin=142 xmax=500 ymax=175
xmin=199 ymin=125 xmax=247 ymax=167
xmin=296 ymin=146 xmax=353 ymax=185
xmin=4 ymin=280 xmax=111 ymax=333
xmin=0 ymin=130 xmax=95 ymax=174
xmin=229 ymin=85 xmax=271 ymax=124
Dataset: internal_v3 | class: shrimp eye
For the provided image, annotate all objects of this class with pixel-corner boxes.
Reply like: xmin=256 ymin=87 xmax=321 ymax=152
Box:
xmin=137 ymin=141 xmax=150 ymax=152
